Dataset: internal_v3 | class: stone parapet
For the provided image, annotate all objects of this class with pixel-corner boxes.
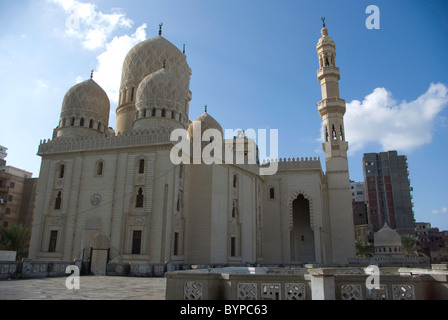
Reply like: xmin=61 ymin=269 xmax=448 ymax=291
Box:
xmin=261 ymin=157 xmax=322 ymax=171
xmin=38 ymin=129 xmax=173 ymax=156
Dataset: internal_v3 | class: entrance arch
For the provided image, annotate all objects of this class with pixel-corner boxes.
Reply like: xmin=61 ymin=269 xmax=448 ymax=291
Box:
xmin=290 ymin=194 xmax=315 ymax=263
xmin=89 ymin=234 xmax=110 ymax=275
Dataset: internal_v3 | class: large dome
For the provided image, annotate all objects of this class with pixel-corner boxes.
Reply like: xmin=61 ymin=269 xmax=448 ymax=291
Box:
xmin=120 ymin=36 xmax=191 ymax=93
xmin=58 ymin=79 xmax=110 ymax=137
xmin=61 ymin=79 xmax=110 ymax=118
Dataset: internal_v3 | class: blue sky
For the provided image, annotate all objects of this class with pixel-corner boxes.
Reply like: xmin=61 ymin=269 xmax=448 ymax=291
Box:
xmin=1 ymin=0 xmax=447 ymax=230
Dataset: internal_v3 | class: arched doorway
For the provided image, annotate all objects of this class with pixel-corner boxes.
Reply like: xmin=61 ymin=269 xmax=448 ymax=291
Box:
xmin=290 ymin=194 xmax=315 ymax=263
xmin=89 ymin=234 xmax=110 ymax=275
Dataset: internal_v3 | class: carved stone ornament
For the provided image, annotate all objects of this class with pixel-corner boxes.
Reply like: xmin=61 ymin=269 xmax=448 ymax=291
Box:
xmin=91 ymin=194 xmax=101 ymax=206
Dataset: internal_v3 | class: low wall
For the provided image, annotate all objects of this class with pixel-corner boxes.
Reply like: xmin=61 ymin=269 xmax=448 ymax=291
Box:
xmin=0 ymin=260 xmax=76 ymax=280
xmin=106 ymin=262 xmax=167 ymax=277
xmin=165 ymin=265 xmax=448 ymax=300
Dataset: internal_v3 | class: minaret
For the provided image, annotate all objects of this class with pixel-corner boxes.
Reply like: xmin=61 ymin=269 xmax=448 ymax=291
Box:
xmin=316 ymin=18 xmax=348 ymax=160
xmin=316 ymin=19 xmax=355 ymax=265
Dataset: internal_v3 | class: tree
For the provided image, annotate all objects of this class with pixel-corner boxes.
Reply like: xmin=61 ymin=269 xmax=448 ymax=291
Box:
xmin=0 ymin=224 xmax=30 ymax=260
xmin=355 ymin=239 xmax=374 ymax=258
xmin=401 ymin=234 xmax=418 ymax=257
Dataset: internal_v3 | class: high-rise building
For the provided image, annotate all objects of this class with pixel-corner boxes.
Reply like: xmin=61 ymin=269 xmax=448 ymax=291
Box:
xmin=362 ymin=151 xmax=414 ymax=232
xmin=350 ymin=181 xmax=370 ymax=241
xmin=0 ymin=162 xmax=37 ymax=229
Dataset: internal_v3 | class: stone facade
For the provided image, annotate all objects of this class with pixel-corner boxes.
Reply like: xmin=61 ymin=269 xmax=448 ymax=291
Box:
xmin=29 ymin=24 xmax=355 ymax=269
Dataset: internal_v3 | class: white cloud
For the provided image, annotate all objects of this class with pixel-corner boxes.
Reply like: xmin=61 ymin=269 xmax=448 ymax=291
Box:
xmin=92 ymin=24 xmax=147 ymax=105
xmin=433 ymin=207 xmax=448 ymax=215
xmin=49 ymin=0 xmax=148 ymax=107
xmin=344 ymin=83 xmax=448 ymax=154
xmin=50 ymin=0 xmax=133 ymax=50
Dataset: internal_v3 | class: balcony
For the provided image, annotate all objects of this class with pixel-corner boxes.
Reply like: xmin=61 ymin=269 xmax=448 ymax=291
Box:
xmin=317 ymin=98 xmax=346 ymax=116
xmin=317 ymin=66 xmax=340 ymax=80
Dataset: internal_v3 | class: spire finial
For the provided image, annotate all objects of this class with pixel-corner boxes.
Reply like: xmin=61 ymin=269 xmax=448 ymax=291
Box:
xmin=321 ymin=16 xmax=326 ymax=28
xmin=183 ymin=44 xmax=185 ymax=55
xmin=205 ymin=105 xmax=207 ymax=113
xmin=159 ymin=23 xmax=163 ymax=36
xmin=90 ymin=69 xmax=94 ymax=79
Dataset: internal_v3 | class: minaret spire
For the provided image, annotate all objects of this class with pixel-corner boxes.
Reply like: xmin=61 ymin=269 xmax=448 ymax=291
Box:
xmin=159 ymin=23 xmax=163 ymax=36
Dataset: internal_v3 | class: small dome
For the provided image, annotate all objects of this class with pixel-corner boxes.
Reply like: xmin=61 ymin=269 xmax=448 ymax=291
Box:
xmin=60 ymin=79 xmax=110 ymax=122
xmin=374 ymin=223 xmax=402 ymax=247
xmin=135 ymin=68 xmax=186 ymax=112
xmin=187 ymin=112 xmax=223 ymax=140
xmin=316 ymin=27 xmax=335 ymax=48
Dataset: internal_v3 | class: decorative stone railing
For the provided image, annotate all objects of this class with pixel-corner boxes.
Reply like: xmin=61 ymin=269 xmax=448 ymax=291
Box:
xmin=348 ymin=256 xmax=430 ymax=267
xmin=0 ymin=260 xmax=76 ymax=279
xmin=106 ymin=262 xmax=170 ymax=277
xmin=165 ymin=265 xmax=448 ymax=300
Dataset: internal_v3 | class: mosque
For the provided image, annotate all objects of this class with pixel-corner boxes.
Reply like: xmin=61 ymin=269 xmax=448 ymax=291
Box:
xmin=29 ymin=22 xmax=356 ymax=270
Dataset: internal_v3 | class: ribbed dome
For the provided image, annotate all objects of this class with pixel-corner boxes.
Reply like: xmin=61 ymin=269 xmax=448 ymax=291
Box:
xmin=135 ymin=68 xmax=186 ymax=112
xmin=187 ymin=112 xmax=223 ymax=140
xmin=61 ymin=79 xmax=110 ymax=119
xmin=57 ymin=78 xmax=110 ymax=137
xmin=374 ymin=224 xmax=402 ymax=247
xmin=316 ymin=27 xmax=335 ymax=47
xmin=120 ymin=36 xmax=191 ymax=93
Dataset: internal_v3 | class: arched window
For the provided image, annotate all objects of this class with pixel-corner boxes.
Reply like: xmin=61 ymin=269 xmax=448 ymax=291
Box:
xmin=80 ymin=118 xmax=84 ymax=127
xmin=138 ymin=159 xmax=145 ymax=174
xmin=233 ymin=174 xmax=238 ymax=188
xmin=96 ymin=161 xmax=104 ymax=176
xmin=136 ymin=188 xmax=144 ymax=208
xmin=130 ymin=87 xmax=134 ymax=102
xmin=171 ymin=111 xmax=175 ymax=119
xmin=59 ymin=164 xmax=65 ymax=179
xmin=179 ymin=164 xmax=183 ymax=179
xmin=98 ymin=122 xmax=102 ymax=132
xmin=89 ymin=119 xmax=93 ymax=128
xmin=269 ymin=187 xmax=275 ymax=199
xmin=162 ymin=109 xmax=166 ymax=117
xmin=152 ymin=108 xmax=156 ymax=117
xmin=71 ymin=117 xmax=75 ymax=126
xmin=143 ymin=109 xmax=147 ymax=117
xmin=54 ymin=191 xmax=62 ymax=210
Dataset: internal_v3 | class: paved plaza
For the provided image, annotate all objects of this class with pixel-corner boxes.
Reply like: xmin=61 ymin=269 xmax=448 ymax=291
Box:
xmin=0 ymin=276 xmax=167 ymax=300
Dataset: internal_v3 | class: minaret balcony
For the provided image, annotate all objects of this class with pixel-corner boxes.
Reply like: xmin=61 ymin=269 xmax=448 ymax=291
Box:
xmin=317 ymin=98 xmax=346 ymax=116
xmin=317 ymin=66 xmax=340 ymax=81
